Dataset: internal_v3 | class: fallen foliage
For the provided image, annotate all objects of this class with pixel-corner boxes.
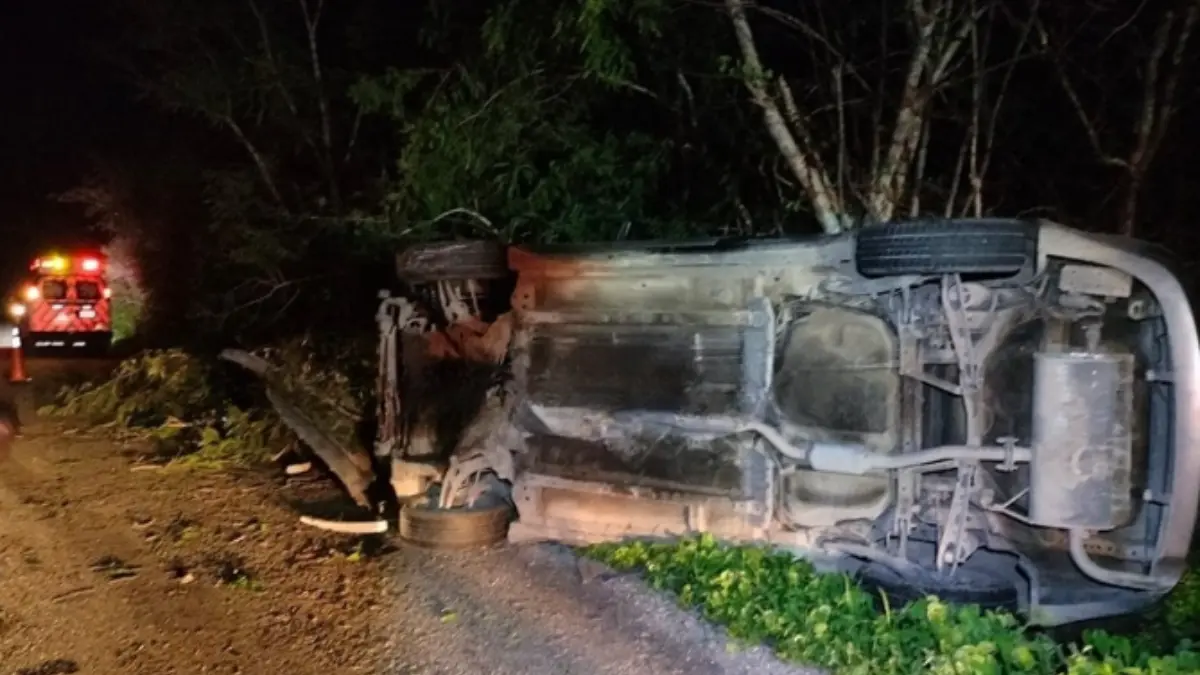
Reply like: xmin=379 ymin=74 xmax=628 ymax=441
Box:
xmin=41 ymin=350 xmax=216 ymax=427
xmin=585 ymin=535 xmax=1200 ymax=675
xmin=254 ymin=338 xmax=374 ymax=460
xmin=40 ymin=349 xmax=288 ymax=468
xmin=40 ymin=343 xmax=376 ymax=473
xmin=219 ymin=340 xmax=377 ymax=505
xmin=163 ymin=405 xmax=291 ymax=470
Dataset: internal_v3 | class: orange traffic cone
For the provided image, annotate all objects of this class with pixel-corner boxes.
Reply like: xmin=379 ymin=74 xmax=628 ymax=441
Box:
xmin=9 ymin=339 xmax=28 ymax=384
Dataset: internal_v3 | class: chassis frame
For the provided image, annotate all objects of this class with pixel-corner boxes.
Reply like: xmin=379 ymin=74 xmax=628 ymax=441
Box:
xmin=377 ymin=219 xmax=1200 ymax=626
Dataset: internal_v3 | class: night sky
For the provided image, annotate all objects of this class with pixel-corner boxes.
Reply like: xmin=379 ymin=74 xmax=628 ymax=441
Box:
xmin=2 ymin=0 xmax=1200 ymax=283
xmin=0 ymin=0 xmax=135 ymax=270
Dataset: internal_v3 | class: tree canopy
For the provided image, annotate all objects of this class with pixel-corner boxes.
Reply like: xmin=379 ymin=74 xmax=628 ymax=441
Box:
xmin=57 ymin=0 xmax=1200 ymax=344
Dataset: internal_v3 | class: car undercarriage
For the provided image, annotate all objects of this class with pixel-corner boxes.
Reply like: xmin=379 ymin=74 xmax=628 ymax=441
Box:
xmin=374 ymin=219 xmax=1200 ymax=627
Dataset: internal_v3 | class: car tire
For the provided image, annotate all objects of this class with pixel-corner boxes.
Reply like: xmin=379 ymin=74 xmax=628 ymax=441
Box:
xmin=855 ymin=219 xmax=1037 ymax=278
xmin=395 ymin=240 xmax=509 ymax=283
xmin=397 ymin=493 xmax=513 ymax=550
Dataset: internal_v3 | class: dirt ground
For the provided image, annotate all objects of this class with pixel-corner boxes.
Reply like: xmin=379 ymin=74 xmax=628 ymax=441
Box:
xmin=0 ymin=357 xmax=820 ymax=675
xmin=0 ymin=417 xmax=390 ymax=675
xmin=0 ymin=422 xmax=824 ymax=675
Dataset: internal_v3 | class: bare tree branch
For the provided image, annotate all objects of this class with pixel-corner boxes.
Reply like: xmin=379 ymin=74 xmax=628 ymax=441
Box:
xmin=1036 ymin=20 xmax=1130 ymax=170
xmin=777 ymin=76 xmax=839 ymax=209
xmin=910 ymin=112 xmax=931 ymax=217
xmin=867 ymin=0 xmax=937 ymax=223
xmin=1131 ymin=10 xmax=1175 ymax=170
xmin=298 ymin=0 xmax=342 ymax=212
xmin=1099 ymin=0 xmax=1152 ymax=48
xmin=340 ymin=109 xmax=362 ymax=168
xmin=977 ymin=0 xmax=1042 ymax=184
xmin=833 ymin=63 xmax=847 ymax=208
xmin=750 ymin=4 xmax=872 ymax=92
xmin=723 ymin=0 xmax=1054 ymax=228
xmin=930 ymin=2 xmax=987 ymax=85
xmin=1041 ymin=0 xmax=1198 ymax=235
xmin=967 ymin=0 xmax=984 ymax=218
xmin=725 ymin=0 xmax=846 ymax=233
xmin=246 ymin=0 xmax=305 ymax=126
xmin=869 ymin=0 xmax=889 ymax=187
xmin=223 ymin=116 xmax=288 ymax=210
xmin=943 ymin=127 xmax=969 ymax=218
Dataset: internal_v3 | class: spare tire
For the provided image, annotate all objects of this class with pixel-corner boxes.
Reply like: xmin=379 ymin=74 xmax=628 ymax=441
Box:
xmin=397 ymin=494 xmax=513 ymax=551
xmin=395 ymin=240 xmax=509 ymax=282
xmin=855 ymin=219 xmax=1037 ymax=278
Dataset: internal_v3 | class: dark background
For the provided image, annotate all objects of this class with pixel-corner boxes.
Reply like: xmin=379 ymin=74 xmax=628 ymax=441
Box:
xmin=2 ymin=0 xmax=1200 ymax=344
xmin=0 ymin=0 xmax=131 ymax=264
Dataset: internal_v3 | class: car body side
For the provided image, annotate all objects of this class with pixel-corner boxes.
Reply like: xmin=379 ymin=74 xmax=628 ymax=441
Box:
xmin=490 ymin=220 xmax=1200 ymax=626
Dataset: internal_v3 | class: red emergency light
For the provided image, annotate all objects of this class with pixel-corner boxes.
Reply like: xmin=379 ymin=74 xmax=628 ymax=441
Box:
xmin=31 ymin=256 xmax=66 ymax=272
xmin=28 ymin=254 xmax=104 ymax=274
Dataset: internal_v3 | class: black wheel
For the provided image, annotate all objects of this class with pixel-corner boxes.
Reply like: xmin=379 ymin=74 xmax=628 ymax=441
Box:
xmin=397 ymin=493 xmax=513 ymax=550
xmin=855 ymin=219 xmax=1037 ymax=278
xmin=395 ymin=240 xmax=509 ymax=283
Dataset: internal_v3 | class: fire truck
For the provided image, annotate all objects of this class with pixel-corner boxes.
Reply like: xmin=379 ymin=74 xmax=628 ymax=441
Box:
xmin=7 ymin=252 xmax=112 ymax=352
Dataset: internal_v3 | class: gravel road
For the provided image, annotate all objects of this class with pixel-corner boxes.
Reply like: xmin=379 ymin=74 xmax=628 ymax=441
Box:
xmin=0 ymin=355 xmax=822 ymax=675
xmin=379 ymin=543 xmax=822 ymax=675
xmin=0 ymin=420 xmax=388 ymax=675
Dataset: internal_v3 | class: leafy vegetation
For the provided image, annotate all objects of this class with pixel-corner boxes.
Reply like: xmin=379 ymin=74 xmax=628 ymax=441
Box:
xmin=165 ymin=405 xmax=291 ymax=471
xmin=41 ymin=350 xmax=219 ymax=427
xmin=34 ymin=0 xmax=1200 ymax=672
xmin=40 ymin=349 xmax=288 ymax=469
xmin=1156 ymin=568 xmax=1200 ymax=647
xmin=585 ymin=535 xmax=1200 ymax=675
xmin=40 ymin=343 xmax=373 ymax=470
xmin=351 ymin=0 xmax=771 ymax=244
xmin=54 ymin=0 xmax=1198 ymax=349
xmin=254 ymin=337 xmax=376 ymax=458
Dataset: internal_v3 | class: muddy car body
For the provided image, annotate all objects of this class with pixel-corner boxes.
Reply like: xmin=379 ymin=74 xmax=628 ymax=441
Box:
xmin=389 ymin=219 xmax=1200 ymax=627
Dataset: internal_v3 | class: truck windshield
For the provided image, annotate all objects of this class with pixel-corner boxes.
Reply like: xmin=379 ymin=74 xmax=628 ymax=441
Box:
xmin=75 ymin=281 xmax=102 ymax=301
xmin=41 ymin=279 xmax=67 ymax=300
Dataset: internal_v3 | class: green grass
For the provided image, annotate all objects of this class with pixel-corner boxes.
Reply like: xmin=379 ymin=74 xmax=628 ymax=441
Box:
xmin=584 ymin=535 xmax=1200 ymax=675
xmin=42 ymin=346 xmax=366 ymax=471
xmin=40 ymin=350 xmax=290 ymax=469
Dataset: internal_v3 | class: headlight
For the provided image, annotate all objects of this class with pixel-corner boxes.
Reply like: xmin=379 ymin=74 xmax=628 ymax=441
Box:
xmin=8 ymin=303 xmax=25 ymax=318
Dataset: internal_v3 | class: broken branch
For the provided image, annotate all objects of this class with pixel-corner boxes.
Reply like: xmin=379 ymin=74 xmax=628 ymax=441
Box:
xmin=220 ymin=348 xmax=375 ymax=507
xmin=725 ymin=0 xmax=846 ymax=234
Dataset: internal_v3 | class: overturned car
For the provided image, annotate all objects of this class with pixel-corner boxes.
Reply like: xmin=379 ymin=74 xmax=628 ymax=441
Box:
xmin=375 ymin=219 xmax=1200 ymax=626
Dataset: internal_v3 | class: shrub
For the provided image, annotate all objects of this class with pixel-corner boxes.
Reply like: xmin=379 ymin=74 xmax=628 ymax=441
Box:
xmin=585 ymin=535 xmax=1200 ymax=675
xmin=41 ymin=349 xmax=219 ymax=427
xmin=254 ymin=336 xmax=375 ymax=456
xmin=41 ymin=348 xmax=287 ymax=468
xmin=168 ymin=405 xmax=290 ymax=470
